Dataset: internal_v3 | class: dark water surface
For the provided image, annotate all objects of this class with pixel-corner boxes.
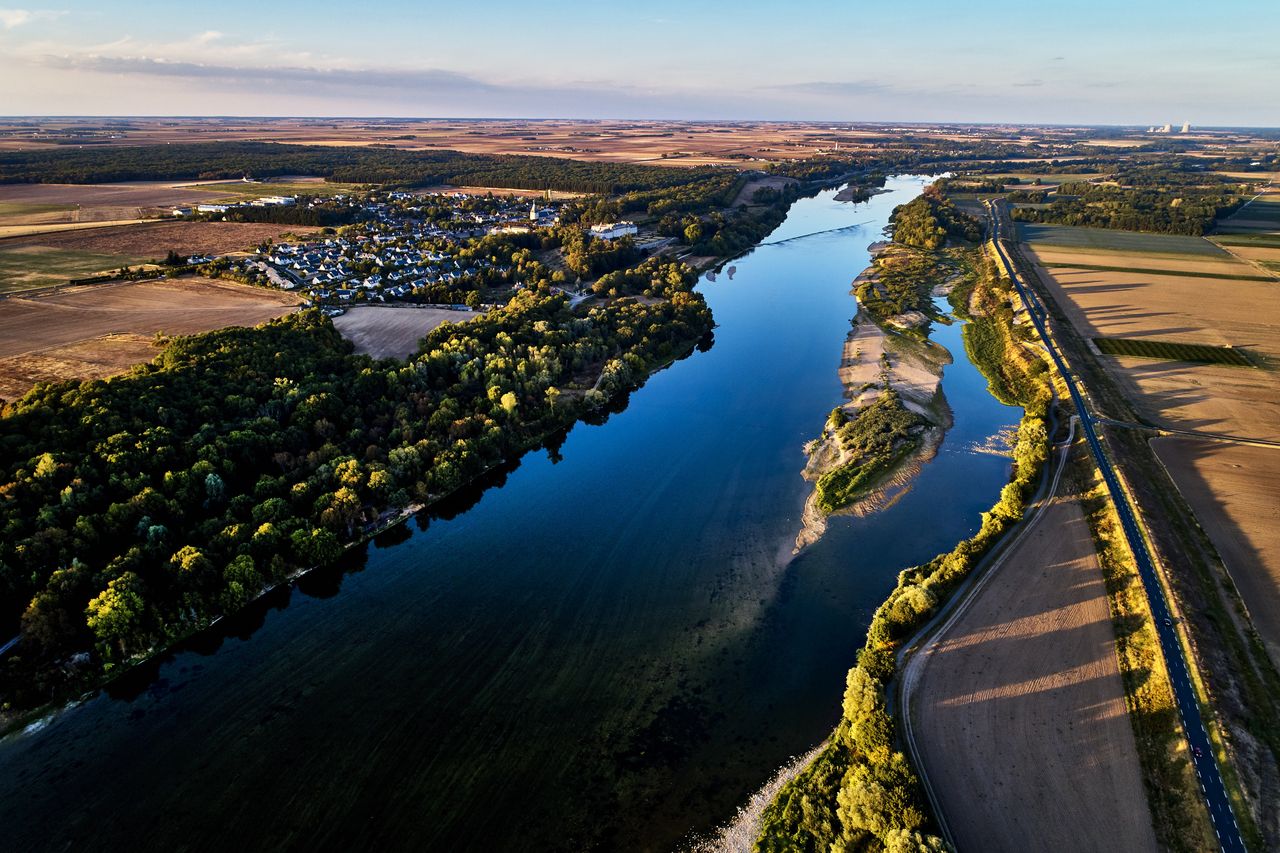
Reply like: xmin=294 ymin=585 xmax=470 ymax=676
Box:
xmin=0 ymin=177 xmax=1020 ymax=852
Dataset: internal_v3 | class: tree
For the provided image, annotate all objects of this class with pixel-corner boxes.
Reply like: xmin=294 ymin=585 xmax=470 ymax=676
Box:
xmin=85 ymin=572 xmax=147 ymax=661
xmin=221 ymin=554 xmax=262 ymax=611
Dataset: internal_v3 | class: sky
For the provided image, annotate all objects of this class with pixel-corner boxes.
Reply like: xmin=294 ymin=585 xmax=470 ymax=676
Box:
xmin=1 ymin=0 xmax=1277 ymax=125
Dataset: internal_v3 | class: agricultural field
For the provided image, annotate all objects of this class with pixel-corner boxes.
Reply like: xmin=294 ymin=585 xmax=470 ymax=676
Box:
xmin=1215 ymin=198 xmax=1280 ymax=234
xmin=1154 ymin=437 xmax=1280 ymax=667
xmin=0 ymin=181 xmax=228 ymax=227
xmin=1028 ymin=258 xmax=1280 ymax=443
xmin=181 ymin=176 xmax=366 ymax=199
xmin=912 ymin=498 xmax=1158 ymax=853
xmin=0 ymin=245 xmax=151 ymax=293
xmin=1016 ymin=223 xmax=1231 ymax=256
xmin=413 ymin=185 xmax=585 ymax=200
xmin=0 ymin=277 xmax=300 ymax=401
xmin=0 ymin=221 xmax=318 ymax=292
xmin=1026 ymin=217 xmax=1280 ymax=693
xmin=332 ymin=304 xmax=480 ymax=360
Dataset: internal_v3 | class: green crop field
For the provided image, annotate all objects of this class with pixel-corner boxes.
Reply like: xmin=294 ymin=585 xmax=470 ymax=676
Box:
xmin=0 ymin=245 xmax=149 ymax=293
xmin=1018 ymin=223 xmax=1231 ymax=256
xmin=1211 ymin=233 xmax=1280 ymax=248
xmin=1094 ymin=337 xmax=1253 ymax=366
xmin=986 ymin=172 xmax=1107 ymax=186
xmin=0 ymin=202 xmax=78 ymax=217
xmin=1225 ymin=199 xmax=1280 ymax=223
xmin=194 ymin=180 xmax=366 ymax=200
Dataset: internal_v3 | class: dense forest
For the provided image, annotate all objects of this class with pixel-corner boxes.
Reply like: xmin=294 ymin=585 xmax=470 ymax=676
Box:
xmin=1011 ymin=183 xmax=1246 ymax=235
xmin=0 ymin=141 xmax=721 ymax=195
xmin=755 ymin=250 xmax=1052 ymax=853
xmin=889 ymin=188 xmax=982 ymax=250
xmin=0 ymin=271 xmax=711 ymax=709
xmin=1009 ymin=163 xmax=1253 ymax=235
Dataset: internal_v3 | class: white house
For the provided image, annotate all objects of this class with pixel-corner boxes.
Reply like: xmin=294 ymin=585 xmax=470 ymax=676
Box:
xmin=589 ymin=221 xmax=638 ymax=240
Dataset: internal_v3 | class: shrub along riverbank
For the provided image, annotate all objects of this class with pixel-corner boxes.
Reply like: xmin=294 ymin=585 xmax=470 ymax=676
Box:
xmin=754 ymin=246 xmax=1053 ymax=853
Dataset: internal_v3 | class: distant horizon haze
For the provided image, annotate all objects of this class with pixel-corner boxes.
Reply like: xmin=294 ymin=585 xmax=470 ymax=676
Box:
xmin=0 ymin=0 xmax=1277 ymax=125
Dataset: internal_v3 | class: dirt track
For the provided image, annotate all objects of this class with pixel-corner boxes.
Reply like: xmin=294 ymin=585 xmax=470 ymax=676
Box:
xmin=912 ymin=498 xmax=1158 ymax=852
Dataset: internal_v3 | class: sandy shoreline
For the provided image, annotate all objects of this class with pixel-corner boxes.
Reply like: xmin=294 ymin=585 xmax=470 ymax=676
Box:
xmin=794 ymin=251 xmax=956 ymax=552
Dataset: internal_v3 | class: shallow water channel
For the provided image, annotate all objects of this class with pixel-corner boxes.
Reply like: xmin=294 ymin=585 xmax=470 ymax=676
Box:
xmin=0 ymin=176 xmax=1021 ymax=852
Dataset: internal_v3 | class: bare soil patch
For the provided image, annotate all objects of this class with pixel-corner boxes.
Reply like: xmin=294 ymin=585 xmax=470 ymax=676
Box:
xmin=1154 ymin=437 xmax=1280 ymax=666
xmin=0 ymin=277 xmax=299 ymax=400
xmin=332 ymin=304 xmax=480 ymax=360
xmin=914 ymin=498 xmax=1158 ymax=853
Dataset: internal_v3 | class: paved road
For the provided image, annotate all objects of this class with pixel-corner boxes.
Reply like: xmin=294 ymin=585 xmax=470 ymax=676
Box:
xmin=1090 ymin=415 xmax=1280 ymax=451
xmin=989 ymin=202 xmax=1245 ymax=853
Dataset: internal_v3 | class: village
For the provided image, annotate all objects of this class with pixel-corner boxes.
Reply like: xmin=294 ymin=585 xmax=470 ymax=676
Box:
xmin=186 ymin=189 xmax=652 ymax=315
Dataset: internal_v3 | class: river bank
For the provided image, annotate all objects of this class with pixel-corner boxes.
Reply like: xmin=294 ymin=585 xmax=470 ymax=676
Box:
xmin=0 ymin=177 xmax=1027 ymax=853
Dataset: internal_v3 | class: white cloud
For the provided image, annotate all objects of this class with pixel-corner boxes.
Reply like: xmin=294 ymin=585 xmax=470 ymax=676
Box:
xmin=0 ymin=8 xmax=32 ymax=28
xmin=0 ymin=8 xmax=63 ymax=29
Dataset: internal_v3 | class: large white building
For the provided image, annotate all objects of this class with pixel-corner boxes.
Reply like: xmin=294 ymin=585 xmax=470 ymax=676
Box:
xmin=588 ymin=221 xmax=638 ymax=240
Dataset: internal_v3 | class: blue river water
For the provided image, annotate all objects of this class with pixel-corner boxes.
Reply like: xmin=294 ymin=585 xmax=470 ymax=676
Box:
xmin=0 ymin=176 xmax=1020 ymax=852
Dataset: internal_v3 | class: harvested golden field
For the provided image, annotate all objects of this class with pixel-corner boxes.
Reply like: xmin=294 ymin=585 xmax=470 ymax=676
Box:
xmin=1027 ymin=250 xmax=1280 ymax=442
xmin=1154 ymin=437 xmax=1280 ymax=666
xmin=332 ymin=304 xmax=480 ymax=360
xmin=0 ymin=278 xmax=300 ymax=401
xmin=912 ymin=499 xmax=1158 ymax=853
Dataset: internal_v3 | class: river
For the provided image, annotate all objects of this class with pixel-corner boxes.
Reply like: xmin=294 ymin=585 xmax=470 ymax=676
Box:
xmin=0 ymin=176 xmax=1021 ymax=852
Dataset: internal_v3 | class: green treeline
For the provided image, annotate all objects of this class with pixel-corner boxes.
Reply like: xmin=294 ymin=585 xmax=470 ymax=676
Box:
xmin=0 ymin=141 xmax=719 ymax=195
xmin=755 ymin=248 xmax=1052 ymax=853
xmin=814 ymin=393 xmax=926 ymax=515
xmin=889 ymin=189 xmax=982 ymax=250
xmin=0 ymin=275 xmax=711 ymax=708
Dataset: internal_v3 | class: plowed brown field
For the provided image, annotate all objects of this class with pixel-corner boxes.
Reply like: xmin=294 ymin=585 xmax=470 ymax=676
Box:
xmin=913 ymin=499 xmax=1158 ymax=853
